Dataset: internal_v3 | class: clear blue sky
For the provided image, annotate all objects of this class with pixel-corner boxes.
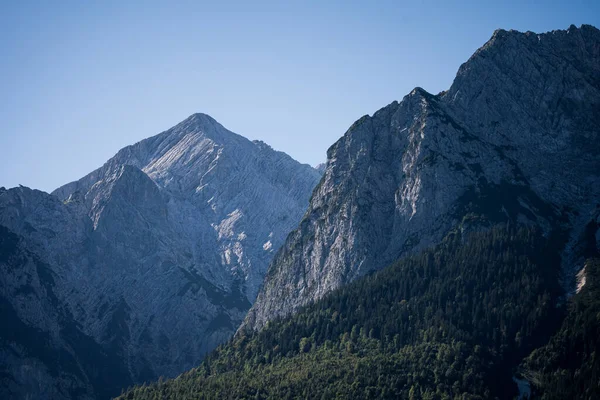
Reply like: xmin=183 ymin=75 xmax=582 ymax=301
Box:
xmin=1 ymin=1 xmax=599 ymax=192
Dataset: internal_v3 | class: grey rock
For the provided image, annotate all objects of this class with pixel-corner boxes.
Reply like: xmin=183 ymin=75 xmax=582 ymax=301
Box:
xmin=315 ymin=162 xmax=327 ymax=174
xmin=0 ymin=114 xmax=320 ymax=398
xmin=242 ymin=25 xmax=600 ymax=332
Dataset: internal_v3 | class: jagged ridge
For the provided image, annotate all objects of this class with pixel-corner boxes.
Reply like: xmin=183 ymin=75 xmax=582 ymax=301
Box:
xmin=243 ymin=24 xmax=600 ymax=332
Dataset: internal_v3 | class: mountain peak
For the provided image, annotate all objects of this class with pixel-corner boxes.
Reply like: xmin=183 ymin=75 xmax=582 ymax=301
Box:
xmin=168 ymin=112 xmax=232 ymax=142
xmin=4 ymin=111 xmax=321 ymax=398
xmin=183 ymin=112 xmax=219 ymax=127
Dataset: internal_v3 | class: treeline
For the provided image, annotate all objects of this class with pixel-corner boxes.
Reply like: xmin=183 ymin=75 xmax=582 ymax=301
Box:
xmin=118 ymin=225 xmax=564 ymax=399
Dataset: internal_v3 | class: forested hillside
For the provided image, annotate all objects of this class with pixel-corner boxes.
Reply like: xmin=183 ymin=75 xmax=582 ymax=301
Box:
xmin=119 ymin=224 xmax=566 ymax=399
xmin=521 ymin=258 xmax=600 ymax=399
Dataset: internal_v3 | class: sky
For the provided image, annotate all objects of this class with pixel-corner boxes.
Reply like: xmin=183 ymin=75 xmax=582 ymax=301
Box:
xmin=1 ymin=0 xmax=599 ymax=193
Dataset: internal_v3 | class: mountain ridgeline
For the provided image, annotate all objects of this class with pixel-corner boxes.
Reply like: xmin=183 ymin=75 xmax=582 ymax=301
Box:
xmin=2 ymin=24 xmax=600 ymax=400
xmin=242 ymin=24 xmax=600 ymax=332
xmin=0 ymin=116 xmax=320 ymax=399
xmin=121 ymin=25 xmax=600 ymax=399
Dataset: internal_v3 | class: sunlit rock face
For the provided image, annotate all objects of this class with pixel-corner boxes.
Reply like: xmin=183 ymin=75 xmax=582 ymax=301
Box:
xmin=0 ymin=114 xmax=320 ymax=399
xmin=243 ymin=25 xmax=600 ymax=333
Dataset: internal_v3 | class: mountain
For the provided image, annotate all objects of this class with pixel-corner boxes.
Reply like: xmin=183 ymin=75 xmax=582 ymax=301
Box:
xmin=119 ymin=26 xmax=600 ymax=399
xmin=242 ymin=24 xmax=600 ymax=332
xmin=0 ymin=114 xmax=321 ymax=399
xmin=52 ymin=113 xmax=320 ymax=302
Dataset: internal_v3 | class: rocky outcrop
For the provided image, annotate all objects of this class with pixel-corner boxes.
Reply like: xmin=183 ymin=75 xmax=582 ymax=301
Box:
xmin=242 ymin=25 xmax=600 ymax=332
xmin=0 ymin=114 xmax=320 ymax=398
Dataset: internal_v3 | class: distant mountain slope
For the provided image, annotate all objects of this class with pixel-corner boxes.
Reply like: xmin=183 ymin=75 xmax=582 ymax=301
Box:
xmin=0 ymin=225 xmax=130 ymax=400
xmin=242 ymin=24 xmax=600 ymax=332
xmin=0 ymin=115 xmax=320 ymax=399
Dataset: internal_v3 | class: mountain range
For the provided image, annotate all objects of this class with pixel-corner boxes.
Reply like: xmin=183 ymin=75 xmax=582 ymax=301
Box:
xmin=2 ymin=24 xmax=600 ymax=400
xmin=122 ymin=24 xmax=600 ymax=400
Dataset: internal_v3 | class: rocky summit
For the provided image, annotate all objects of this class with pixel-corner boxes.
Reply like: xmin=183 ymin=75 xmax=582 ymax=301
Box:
xmin=0 ymin=114 xmax=320 ymax=399
xmin=242 ymin=25 xmax=600 ymax=333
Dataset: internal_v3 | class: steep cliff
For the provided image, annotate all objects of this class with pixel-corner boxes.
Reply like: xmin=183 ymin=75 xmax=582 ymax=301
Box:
xmin=243 ymin=25 xmax=600 ymax=332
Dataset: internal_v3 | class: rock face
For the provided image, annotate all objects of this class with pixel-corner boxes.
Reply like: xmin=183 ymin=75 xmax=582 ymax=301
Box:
xmin=242 ymin=25 xmax=600 ymax=332
xmin=314 ymin=162 xmax=327 ymax=174
xmin=0 ymin=114 xmax=320 ymax=399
